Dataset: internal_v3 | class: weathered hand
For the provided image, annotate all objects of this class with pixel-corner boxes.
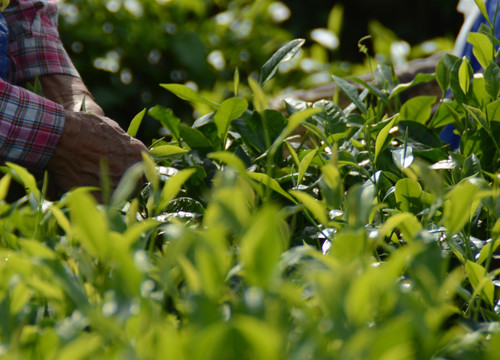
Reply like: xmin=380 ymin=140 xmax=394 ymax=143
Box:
xmin=47 ymin=110 xmax=148 ymax=197
xmin=36 ymin=74 xmax=105 ymax=115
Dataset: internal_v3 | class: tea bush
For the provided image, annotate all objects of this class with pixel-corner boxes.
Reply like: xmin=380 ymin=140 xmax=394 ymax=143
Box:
xmin=0 ymin=2 xmax=499 ymax=359
xmin=57 ymin=0 xmax=456 ymax=142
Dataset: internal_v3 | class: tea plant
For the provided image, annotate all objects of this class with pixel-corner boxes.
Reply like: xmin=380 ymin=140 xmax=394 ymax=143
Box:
xmin=0 ymin=9 xmax=499 ymax=360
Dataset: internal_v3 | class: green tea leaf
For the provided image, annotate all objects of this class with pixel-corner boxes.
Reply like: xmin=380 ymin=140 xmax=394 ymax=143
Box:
xmin=484 ymin=61 xmax=500 ymax=99
xmin=239 ymin=206 xmax=287 ymax=286
xmin=127 ymin=108 xmax=146 ymax=137
xmin=49 ymin=205 xmax=72 ymax=234
xmin=486 ymin=98 xmax=500 ymax=121
xmin=234 ymin=68 xmax=240 ymax=96
xmin=463 ymin=104 xmax=490 ymax=130
xmin=379 ymin=212 xmax=422 ymax=243
xmin=148 ymin=105 xmax=181 ymax=141
xmin=392 ymin=145 xmax=414 ymax=170
xmin=289 ymin=190 xmax=327 ymax=225
xmin=260 ymin=38 xmax=305 ymax=86
xmin=142 ymin=152 xmax=159 ymax=192
xmin=449 ymin=57 xmax=467 ymax=104
xmin=476 ymin=238 xmax=500 ymax=265
xmin=399 ymin=96 xmax=436 ymax=124
xmin=208 ymin=151 xmax=248 ymax=174
xmin=473 ymin=0 xmax=490 ymax=26
xmin=150 ymin=145 xmax=188 ymax=159
xmin=375 ymin=117 xmax=396 ymax=165
xmin=214 ymin=97 xmax=248 ymax=140
xmin=458 ymin=58 xmax=472 ymax=94
xmin=179 ymin=124 xmax=213 ymax=150
xmin=327 ymin=3 xmax=344 ymax=35
xmin=110 ymin=162 xmax=144 ymax=208
xmin=465 ymin=260 xmax=494 ymax=306
xmin=395 ymin=178 xmax=423 ymax=214
xmin=320 ymin=164 xmax=343 ymax=209
xmin=467 ymin=32 xmax=494 ymax=70
xmin=442 ymin=181 xmax=480 ymax=234
xmin=349 ymin=76 xmax=391 ymax=109
xmin=436 ymin=53 xmax=460 ymax=95
xmin=390 ymin=73 xmax=436 ymax=99
xmin=269 ymin=107 xmax=321 ymax=156
xmin=344 ymin=183 xmax=375 ymax=229
xmin=248 ymin=172 xmax=295 ymax=202
xmin=0 ymin=173 xmax=11 ymax=202
xmin=160 ymin=83 xmax=219 ymax=109
xmin=68 ymin=189 xmax=110 ymax=258
xmin=332 ymin=74 xmax=367 ymax=116
xmin=248 ymin=76 xmax=267 ymax=112
xmin=158 ymin=168 xmax=197 ymax=212
xmin=298 ymin=149 xmax=317 ymax=185
xmin=6 ymin=162 xmax=40 ymax=199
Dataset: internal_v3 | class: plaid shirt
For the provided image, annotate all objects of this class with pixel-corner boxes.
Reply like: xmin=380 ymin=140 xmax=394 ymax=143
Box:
xmin=1 ymin=0 xmax=79 ymax=171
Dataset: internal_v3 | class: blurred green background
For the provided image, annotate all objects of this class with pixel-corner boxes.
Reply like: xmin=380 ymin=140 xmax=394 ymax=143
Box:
xmin=58 ymin=0 xmax=462 ymax=143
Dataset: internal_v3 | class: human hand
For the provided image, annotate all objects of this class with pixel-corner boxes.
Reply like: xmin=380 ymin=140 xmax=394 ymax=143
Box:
xmin=47 ymin=110 xmax=149 ymax=198
xmin=35 ymin=74 xmax=105 ymax=115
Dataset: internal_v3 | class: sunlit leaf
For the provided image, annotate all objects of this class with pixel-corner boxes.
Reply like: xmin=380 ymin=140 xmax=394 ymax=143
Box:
xmin=158 ymin=168 xmax=197 ymax=212
xmin=248 ymin=172 xmax=295 ymax=202
xmin=378 ymin=212 xmax=422 ymax=243
xmin=473 ymin=0 xmax=490 ymax=26
xmin=399 ymin=96 xmax=436 ymax=124
xmin=260 ymin=38 xmax=305 ymax=86
xmin=290 ymin=190 xmax=327 ymax=225
xmin=298 ymin=149 xmax=317 ymax=185
xmin=392 ymin=145 xmax=414 ymax=170
xmin=208 ymin=151 xmax=247 ymax=174
xmin=127 ymin=108 xmax=146 ymax=137
xmin=148 ymin=105 xmax=181 ymax=141
xmin=248 ymin=76 xmax=267 ymax=112
xmin=160 ymin=83 xmax=219 ymax=108
xmin=395 ymin=178 xmax=423 ymax=214
xmin=465 ymin=260 xmax=494 ymax=306
xmin=6 ymin=162 xmax=40 ymax=199
xmin=0 ymin=173 xmax=11 ymax=202
xmin=467 ymin=32 xmax=494 ymax=70
xmin=442 ymin=180 xmax=480 ymax=234
xmin=239 ymin=206 xmax=287 ymax=286
xmin=150 ymin=145 xmax=189 ymax=159
xmin=375 ymin=117 xmax=396 ymax=165
xmin=214 ymin=97 xmax=248 ymax=140
xmin=67 ymin=189 xmax=110 ymax=258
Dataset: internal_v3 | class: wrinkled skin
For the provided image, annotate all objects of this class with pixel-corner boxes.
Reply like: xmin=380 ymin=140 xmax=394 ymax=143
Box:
xmin=31 ymin=74 xmax=148 ymax=199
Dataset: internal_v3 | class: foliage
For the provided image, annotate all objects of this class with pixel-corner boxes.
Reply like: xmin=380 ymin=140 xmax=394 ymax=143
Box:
xmin=1 ymin=4 xmax=500 ymax=360
xmin=57 ymin=0 xmax=454 ymax=143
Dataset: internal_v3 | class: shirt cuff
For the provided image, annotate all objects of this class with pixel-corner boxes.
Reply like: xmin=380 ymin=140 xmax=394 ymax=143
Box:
xmin=0 ymin=80 xmax=65 ymax=171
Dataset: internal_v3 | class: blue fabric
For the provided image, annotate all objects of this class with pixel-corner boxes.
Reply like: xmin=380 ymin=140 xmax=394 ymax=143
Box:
xmin=0 ymin=12 xmax=9 ymax=81
xmin=440 ymin=0 xmax=500 ymax=149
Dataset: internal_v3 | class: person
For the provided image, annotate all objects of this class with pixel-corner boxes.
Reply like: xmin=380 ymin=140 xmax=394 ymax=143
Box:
xmin=0 ymin=0 xmax=148 ymax=198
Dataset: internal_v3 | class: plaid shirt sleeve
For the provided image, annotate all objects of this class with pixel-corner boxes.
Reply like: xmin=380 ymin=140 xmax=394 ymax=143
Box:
xmin=4 ymin=0 xmax=80 ymax=83
xmin=0 ymin=0 xmax=78 ymax=171
xmin=0 ymin=79 xmax=64 ymax=170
